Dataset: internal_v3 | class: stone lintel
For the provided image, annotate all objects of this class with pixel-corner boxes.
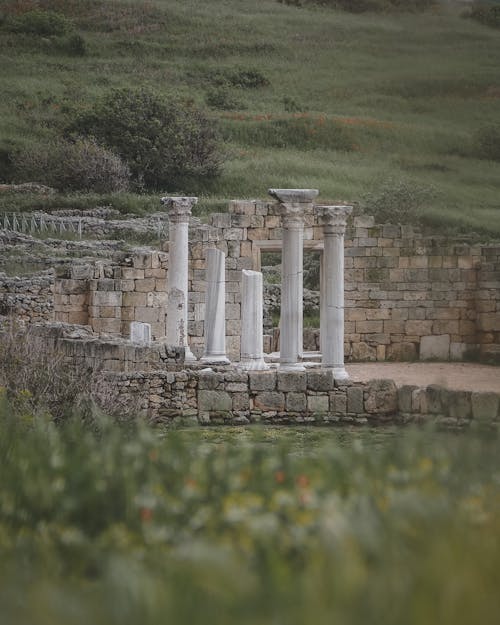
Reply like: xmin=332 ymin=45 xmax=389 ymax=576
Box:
xmin=160 ymin=196 xmax=198 ymax=222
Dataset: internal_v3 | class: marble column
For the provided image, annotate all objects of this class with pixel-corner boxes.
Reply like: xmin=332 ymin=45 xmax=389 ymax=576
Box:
xmin=314 ymin=204 xmax=353 ymax=380
xmin=201 ymin=248 xmax=229 ymax=364
xmin=240 ymin=269 xmax=269 ymax=371
xmin=161 ymin=195 xmax=197 ymax=362
xmin=268 ymin=188 xmax=318 ymax=371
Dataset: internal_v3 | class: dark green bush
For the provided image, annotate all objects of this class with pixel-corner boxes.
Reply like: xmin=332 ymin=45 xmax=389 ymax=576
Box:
xmin=207 ymin=67 xmax=270 ymax=89
xmin=277 ymin=0 xmax=436 ymax=11
xmin=466 ymin=1 xmax=500 ymax=29
xmin=473 ymin=125 xmax=500 ymax=161
xmin=12 ymin=137 xmax=130 ymax=193
xmin=205 ymin=86 xmax=242 ymax=111
xmin=361 ymin=178 xmax=435 ymax=224
xmin=70 ymin=89 xmax=223 ymax=190
xmin=3 ymin=9 xmax=71 ymax=36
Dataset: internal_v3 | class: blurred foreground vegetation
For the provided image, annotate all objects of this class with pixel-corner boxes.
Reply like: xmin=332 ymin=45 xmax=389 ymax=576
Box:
xmin=1 ymin=396 xmax=500 ymax=625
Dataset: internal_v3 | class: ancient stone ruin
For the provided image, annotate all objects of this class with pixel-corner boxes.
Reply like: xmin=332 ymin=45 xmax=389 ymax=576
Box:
xmin=1 ymin=187 xmax=499 ymax=426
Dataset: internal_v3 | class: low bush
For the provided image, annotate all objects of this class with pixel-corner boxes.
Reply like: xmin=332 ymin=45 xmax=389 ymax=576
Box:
xmin=473 ymin=125 xmax=500 ymax=161
xmin=3 ymin=9 xmax=71 ymax=36
xmin=12 ymin=137 xmax=130 ymax=193
xmin=466 ymin=1 xmax=500 ymax=29
xmin=361 ymin=178 xmax=435 ymax=223
xmin=206 ymin=86 xmax=243 ymax=111
xmin=70 ymin=89 xmax=223 ymax=190
xmin=277 ymin=0 xmax=436 ymax=11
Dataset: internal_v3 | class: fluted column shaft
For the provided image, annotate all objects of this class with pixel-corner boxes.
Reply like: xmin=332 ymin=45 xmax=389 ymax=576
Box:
xmin=161 ymin=195 xmax=197 ymax=361
xmin=202 ymin=248 xmax=229 ymax=364
xmin=315 ymin=205 xmax=353 ymax=379
xmin=240 ymin=269 xmax=269 ymax=370
xmin=269 ymin=188 xmax=318 ymax=371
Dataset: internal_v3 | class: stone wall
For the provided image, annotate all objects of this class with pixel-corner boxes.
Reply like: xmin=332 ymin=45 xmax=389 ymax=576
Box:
xmin=0 ymin=271 xmax=54 ymax=323
xmin=99 ymin=366 xmax=500 ymax=428
xmin=54 ymin=250 xmax=169 ymax=340
xmin=186 ymin=201 xmax=500 ymax=362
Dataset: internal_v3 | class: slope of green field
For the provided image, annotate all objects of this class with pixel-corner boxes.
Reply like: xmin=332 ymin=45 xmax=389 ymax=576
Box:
xmin=1 ymin=0 xmax=500 ymax=234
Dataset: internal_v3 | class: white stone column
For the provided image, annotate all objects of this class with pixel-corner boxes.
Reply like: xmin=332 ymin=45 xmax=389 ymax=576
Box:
xmin=315 ymin=204 xmax=353 ymax=380
xmin=161 ymin=195 xmax=197 ymax=362
xmin=201 ymin=248 xmax=229 ymax=364
xmin=240 ymin=269 xmax=269 ymax=371
xmin=268 ymin=188 xmax=318 ymax=371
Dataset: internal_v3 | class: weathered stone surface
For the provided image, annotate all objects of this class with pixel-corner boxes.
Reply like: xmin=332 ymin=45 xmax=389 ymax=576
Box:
xmin=253 ymin=391 xmax=285 ymax=412
xmin=307 ymin=394 xmax=329 ymax=413
xmin=198 ymin=371 xmax=223 ymax=390
xmin=307 ymin=370 xmax=334 ymax=392
xmin=398 ymin=385 xmax=419 ymax=413
xmin=364 ymin=379 xmax=398 ymax=415
xmin=445 ymin=390 xmax=472 ymax=419
xmin=248 ymin=371 xmax=276 ymax=391
xmin=471 ymin=392 xmax=500 ymax=422
xmin=347 ymin=386 xmax=364 ymax=413
xmin=198 ymin=390 xmax=232 ymax=412
xmin=277 ymin=371 xmax=307 ymax=392
xmin=286 ymin=392 xmax=307 ymax=412
xmin=330 ymin=392 xmax=347 ymax=414
xmin=420 ymin=334 xmax=450 ymax=361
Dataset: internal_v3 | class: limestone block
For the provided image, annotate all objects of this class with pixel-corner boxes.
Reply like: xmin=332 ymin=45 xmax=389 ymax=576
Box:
xmin=91 ymin=291 xmax=122 ymax=307
xmin=92 ymin=318 xmax=122 ymax=334
xmin=59 ymin=279 xmax=88 ymax=295
xmin=147 ymin=292 xmax=168 ymax=307
xmin=330 ymin=392 xmax=347 ymax=414
xmin=198 ymin=390 xmax=232 ymax=412
xmin=248 ymin=228 xmax=269 ymax=241
xmin=356 ymin=320 xmax=383 ymax=334
xmin=121 ymin=268 xmax=145 ymax=280
xmin=132 ymin=253 xmax=153 ymax=269
xmin=97 ymin=306 xmax=120 ymax=319
xmin=398 ymin=385 xmax=419 ymax=413
xmin=364 ymin=379 xmax=398 ymax=415
xmin=67 ymin=311 xmax=89 ymax=325
xmin=199 ymin=371 xmax=224 ymax=390
xmin=420 ymin=335 xmax=450 ymax=361
xmin=406 ymin=320 xmax=433 ymax=336
xmin=122 ymin=292 xmax=148 ymax=307
xmin=424 ymin=385 xmax=445 ymax=414
xmin=351 ymin=342 xmax=377 ymax=361
xmin=119 ymin=279 xmax=135 ymax=292
xmin=446 ymin=390 xmax=472 ymax=420
xmin=471 ymin=392 xmax=499 ymax=422
xmin=249 ymin=371 xmax=277 ymax=391
xmin=353 ymin=215 xmax=375 ymax=228
xmin=307 ymin=395 xmax=329 ymax=413
xmin=477 ymin=312 xmax=500 ymax=332
xmin=277 ymin=371 xmax=307 ymax=392
xmin=121 ymin=307 xmax=135 ymax=321
xmin=286 ymin=392 xmax=307 ymax=412
xmin=233 ymin=392 xmax=250 ymax=411
xmin=240 ymin=241 xmax=252 ymax=258
xmin=307 ymin=370 xmax=335 ymax=392
xmin=386 ymin=342 xmax=417 ymax=361
xmin=253 ymin=392 xmax=285 ymax=412
xmin=134 ymin=307 xmax=162 ymax=324
xmin=347 ymin=387 xmax=364 ymax=413
xmin=226 ymin=303 xmax=240 ymax=320
xmin=96 ymin=278 xmax=115 ymax=291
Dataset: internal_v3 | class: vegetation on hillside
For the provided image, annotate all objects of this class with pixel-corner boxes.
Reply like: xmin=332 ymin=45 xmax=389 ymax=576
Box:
xmin=0 ymin=0 xmax=499 ymax=234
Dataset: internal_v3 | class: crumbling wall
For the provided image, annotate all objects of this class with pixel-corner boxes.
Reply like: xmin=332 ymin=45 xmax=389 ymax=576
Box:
xmin=0 ymin=272 xmax=54 ymax=322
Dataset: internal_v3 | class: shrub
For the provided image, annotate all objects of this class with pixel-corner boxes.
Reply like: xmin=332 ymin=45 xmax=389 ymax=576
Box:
xmin=0 ymin=322 xmax=91 ymax=421
xmin=12 ymin=137 xmax=130 ymax=193
xmin=70 ymin=89 xmax=223 ymax=190
xmin=3 ymin=9 xmax=71 ymax=36
xmin=206 ymin=67 xmax=270 ymax=89
xmin=473 ymin=125 xmax=500 ymax=161
xmin=277 ymin=0 xmax=436 ymax=11
xmin=205 ymin=86 xmax=242 ymax=111
xmin=361 ymin=178 xmax=435 ymax=224
xmin=466 ymin=1 xmax=500 ymax=29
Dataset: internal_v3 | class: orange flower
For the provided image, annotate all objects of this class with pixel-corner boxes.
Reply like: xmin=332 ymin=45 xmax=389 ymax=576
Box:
xmin=140 ymin=507 xmax=153 ymax=523
xmin=275 ymin=470 xmax=286 ymax=484
xmin=296 ymin=474 xmax=310 ymax=488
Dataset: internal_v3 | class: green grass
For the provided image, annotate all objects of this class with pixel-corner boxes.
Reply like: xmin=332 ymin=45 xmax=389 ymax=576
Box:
xmin=1 ymin=400 xmax=500 ymax=625
xmin=1 ymin=0 xmax=500 ymax=234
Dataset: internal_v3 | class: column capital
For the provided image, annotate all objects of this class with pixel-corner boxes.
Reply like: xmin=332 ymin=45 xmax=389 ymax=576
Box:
xmin=161 ymin=196 xmax=197 ymax=222
xmin=268 ymin=188 xmax=318 ymax=229
xmin=314 ymin=204 xmax=353 ymax=235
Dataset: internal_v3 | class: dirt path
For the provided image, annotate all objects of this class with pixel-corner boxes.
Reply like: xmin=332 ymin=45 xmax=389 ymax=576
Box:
xmin=347 ymin=362 xmax=500 ymax=393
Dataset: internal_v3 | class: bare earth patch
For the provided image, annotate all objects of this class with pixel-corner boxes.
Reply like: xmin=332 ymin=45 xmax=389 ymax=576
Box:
xmin=347 ymin=362 xmax=500 ymax=393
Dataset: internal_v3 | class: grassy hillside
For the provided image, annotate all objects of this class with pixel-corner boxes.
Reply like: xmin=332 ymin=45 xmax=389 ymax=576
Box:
xmin=1 ymin=0 xmax=500 ymax=234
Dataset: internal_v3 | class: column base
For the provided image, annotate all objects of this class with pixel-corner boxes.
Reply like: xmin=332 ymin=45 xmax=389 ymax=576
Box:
xmin=279 ymin=361 xmax=306 ymax=372
xmin=184 ymin=346 xmax=197 ymax=363
xmin=200 ymin=354 xmax=230 ymax=365
xmin=239 ymin=358 xmax=269 ymax=371
xmin=332 ymin=366 xmax=349 ymax=381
